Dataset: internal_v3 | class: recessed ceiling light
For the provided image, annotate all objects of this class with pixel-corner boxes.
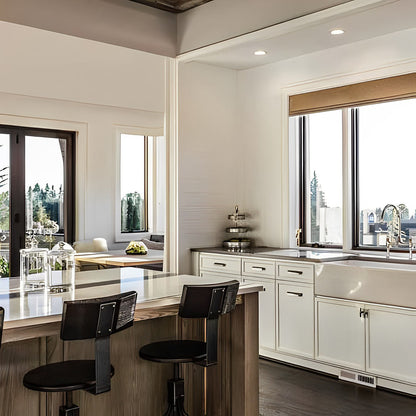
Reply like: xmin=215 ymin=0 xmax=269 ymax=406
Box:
xmin=254 ymin=50 xmax=267 ymax=56
xmin=331 ymin=29 xmax=345 ymax=35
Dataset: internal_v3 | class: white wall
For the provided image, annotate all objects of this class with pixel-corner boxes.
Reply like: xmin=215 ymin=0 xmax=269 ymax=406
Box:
xmin=0 ymin=0 xmax=176 ymax=57
xmin=0 ymin=23 xmax=166 ymax=247
xmin=0 ymin=93 xmax=164 ymax=248
xmin=0 ymin=22 xmax=166 ymax=111
xmin=177 ymin=0 xmax=351 ymax=54
xmin=236 ymin=28 xmax=416 ymax=247
xmin=178 ymin=62 xmax=239 ymax=273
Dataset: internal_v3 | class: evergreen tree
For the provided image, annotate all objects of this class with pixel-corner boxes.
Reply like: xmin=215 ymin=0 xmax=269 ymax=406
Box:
xmin=310 ymin=171 xmax=327 ymax=242
xmin=124 ymin=192 xmax=142 ymax=231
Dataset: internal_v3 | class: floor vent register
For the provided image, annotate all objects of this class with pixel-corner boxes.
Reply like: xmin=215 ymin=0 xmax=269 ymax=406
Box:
xmin=339 ymin=370 xmax=376 ymax=388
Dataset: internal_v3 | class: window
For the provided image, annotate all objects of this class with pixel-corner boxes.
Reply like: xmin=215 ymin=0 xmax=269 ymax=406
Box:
xmin=355 ymin=99 xmax=416 ymax=248
xmin=0 ymin=126 xmax=75 ymax=276
xmin=299 ymin=110 xmax=343 ymax=247
xmin=115 ymin=129 xmax=165 ymax=242
xmin=120 ymin=134 xmax=147 ymax=233
xmin=293 ymin=96 xmax=416 ymax=251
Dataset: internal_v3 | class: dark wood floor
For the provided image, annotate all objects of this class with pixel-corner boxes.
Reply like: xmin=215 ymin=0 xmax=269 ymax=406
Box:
xmin=259 ymin=359 xmax=416 ymax=416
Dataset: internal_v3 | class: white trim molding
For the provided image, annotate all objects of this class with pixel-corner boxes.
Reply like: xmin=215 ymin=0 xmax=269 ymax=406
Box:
xmin=113 ymin=125 xmax=164 ymax=243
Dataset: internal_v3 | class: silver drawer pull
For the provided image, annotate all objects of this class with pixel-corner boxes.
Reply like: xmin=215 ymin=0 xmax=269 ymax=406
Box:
xmin=252 ymin=266 xmax=266 ymax=271
xmin=287 ymin=269 xmax=303 ymax=275
xmin=213 ymin=262 xmax=226 ymax=267
xmin=287 ymin=291 xmax=303 ymax=297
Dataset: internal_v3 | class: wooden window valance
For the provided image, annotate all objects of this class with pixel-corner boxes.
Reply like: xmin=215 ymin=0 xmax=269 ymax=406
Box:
xmin=289 ymin=72 xmax=416 ymax=116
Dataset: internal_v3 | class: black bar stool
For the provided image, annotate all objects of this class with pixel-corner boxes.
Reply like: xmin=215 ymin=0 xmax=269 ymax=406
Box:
xmin=23 ymin=291 xmax=137 ymax=416
xmin=139 ymin=280 xmax=239 ymax=416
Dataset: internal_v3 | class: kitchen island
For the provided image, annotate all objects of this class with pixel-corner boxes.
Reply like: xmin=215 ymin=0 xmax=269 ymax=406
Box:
xmin=0 ymin=268 xmax=261 ymax=415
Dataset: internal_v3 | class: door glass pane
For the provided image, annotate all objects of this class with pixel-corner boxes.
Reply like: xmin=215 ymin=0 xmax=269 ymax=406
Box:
xmin=305 ymin=110 xmax=343 ymax=245
xmin=120 ymin=134 xmax=146 ymax=232
xmin=358 ymin=99 xmax=416 ymax=247
xmin=0 ymin=134 xmax=10 ymax=277
xmin=25 ymin=137 xmax=65 ymax=249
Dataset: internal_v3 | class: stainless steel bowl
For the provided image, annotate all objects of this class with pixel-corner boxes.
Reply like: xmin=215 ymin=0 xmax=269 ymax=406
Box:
xmin=226 ymin=227 xmax=248 ymax=233
xmin=223 ymin=240 xmax=252 ymax=250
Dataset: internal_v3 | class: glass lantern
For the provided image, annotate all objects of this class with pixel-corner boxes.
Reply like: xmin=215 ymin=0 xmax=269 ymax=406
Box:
xmin=47 ymin=241 xmax=76 ymax=293
xmin=20 ymin=241 xmax=48 ymax=291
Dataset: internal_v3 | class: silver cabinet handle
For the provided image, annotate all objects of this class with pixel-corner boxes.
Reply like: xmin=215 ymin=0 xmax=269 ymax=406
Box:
xmin=252 ymin=266 xmax=266 ymax=271
xmin=214 ymin=262 xmax=226 ymax=267
xmin=287 ymin=269 xmax=303 ymax=275
xmin=287 ymin=291 xmax=303 ymax=297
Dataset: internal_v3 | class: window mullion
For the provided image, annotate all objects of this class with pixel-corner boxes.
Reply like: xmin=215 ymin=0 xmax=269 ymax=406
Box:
xmin=9 ymin=131 xmax=25 ymax=277
xmin=342 ymin=108 xmax=353 ymax=250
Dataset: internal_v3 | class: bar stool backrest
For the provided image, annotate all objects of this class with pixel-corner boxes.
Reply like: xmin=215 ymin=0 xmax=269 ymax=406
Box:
xmin=61 ymin=291 xmax=137 ymax=341
xmin=0 ymin=306 xmax=4 ymax=347
xmin=60 ymin=291 xmax=137 ymax=395
xmin=179 ymin=280 xmax=239 ymax=319
xmin=178 ymin=281 xmax=239 ymax=367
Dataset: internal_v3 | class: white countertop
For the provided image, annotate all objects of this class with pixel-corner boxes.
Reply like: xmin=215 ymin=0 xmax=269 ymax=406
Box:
xmin=0 ymin=268 xmax=261 ymax=329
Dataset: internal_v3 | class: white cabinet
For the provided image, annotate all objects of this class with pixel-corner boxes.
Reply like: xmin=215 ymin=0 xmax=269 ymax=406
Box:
xmin=366 ymin=304 xmax=416 ymax=384
xmin=277 ymin=282 xmax=314 ymax=357
xmin=199 ymin=253 xmax=276 ymax=351
xmin=315 ymin=297 xmax=365 ymax=370
xmin=196 ymin=250 xmax=416 ymax=394
xmin=243 ymin=277 xmax=276 ymax=350
xmin=316 ymin=297 xmax=416 ymax=383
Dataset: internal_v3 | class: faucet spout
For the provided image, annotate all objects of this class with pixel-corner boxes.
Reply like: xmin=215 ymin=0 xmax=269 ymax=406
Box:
xmin=380 ymin=204 xmax=405 ymax=245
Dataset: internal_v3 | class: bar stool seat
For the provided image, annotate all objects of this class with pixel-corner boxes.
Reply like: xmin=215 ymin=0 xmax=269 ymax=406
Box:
xmin=139 ymin=340 xmax=206 ymax=364
xmin=23 ymin=360 xmax=115 ymax=392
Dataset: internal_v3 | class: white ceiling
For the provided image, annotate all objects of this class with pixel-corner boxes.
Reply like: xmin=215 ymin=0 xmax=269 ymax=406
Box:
xmin=185 ymin=0 xmax=416 ymax=70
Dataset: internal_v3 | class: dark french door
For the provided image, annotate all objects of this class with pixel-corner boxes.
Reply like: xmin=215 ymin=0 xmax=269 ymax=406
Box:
xmin=0 ymin=126 xmax=75 ymax=277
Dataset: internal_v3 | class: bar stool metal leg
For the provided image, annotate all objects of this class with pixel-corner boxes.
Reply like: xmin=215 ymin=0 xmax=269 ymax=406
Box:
xmin=163 ymin=363 xmax=189 ymax=416
xmin=59 ymin=391 xmax=80 ymax=416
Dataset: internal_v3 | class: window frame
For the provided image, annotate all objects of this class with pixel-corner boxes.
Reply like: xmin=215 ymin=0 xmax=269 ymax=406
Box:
xmin=0 ymin=124 xmax=75 ymax=276
xmin=114 ymin=126 xmax=163 ymax=243
xmin=297 ymin=114 xmax=343 ymax=249
xmin=296 ymin=101 xmax=415 ymax=252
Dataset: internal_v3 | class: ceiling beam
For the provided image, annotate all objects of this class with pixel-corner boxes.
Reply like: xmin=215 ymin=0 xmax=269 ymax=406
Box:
xmin=129 ymin=0 xmax=213 ymax=13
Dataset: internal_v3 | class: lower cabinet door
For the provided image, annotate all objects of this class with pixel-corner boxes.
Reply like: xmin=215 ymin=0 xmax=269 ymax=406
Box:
xmin=315 ymin=297 xmax=365 ymax=370
xmin=366 ymin=304 xmax=416 ymax=384
xmin=277 ymin=282 xmax=314 ymax=357
xmin=243 ymin=277 xmax=276 ymax=350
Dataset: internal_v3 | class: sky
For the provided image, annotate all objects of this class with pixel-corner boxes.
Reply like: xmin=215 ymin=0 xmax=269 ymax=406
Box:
xmin=120 ymin=134 xmax=145 ymax=197
xmin=0 ymin=135 xmax=64 ymax=191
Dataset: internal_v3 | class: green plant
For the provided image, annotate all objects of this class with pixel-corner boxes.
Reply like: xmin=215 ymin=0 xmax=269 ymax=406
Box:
xmin=0 ymin=256 xmax=9 ymax=277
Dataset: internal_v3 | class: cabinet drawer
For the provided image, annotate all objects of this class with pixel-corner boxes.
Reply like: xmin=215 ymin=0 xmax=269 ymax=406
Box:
xmin=201 ymin=271 xmax=242 ymax=282
xmin=278 ymin=263 xmax=314 ymax=283
xmin=200 ymin=255 xmax=241 ymax=275
xmin=242 ymin=258 xmax=275 ymax=279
